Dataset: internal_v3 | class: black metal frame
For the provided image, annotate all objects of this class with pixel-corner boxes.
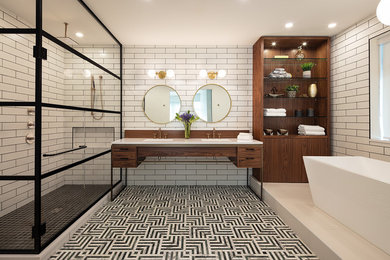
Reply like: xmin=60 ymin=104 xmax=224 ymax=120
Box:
xmin=0 ymin=0 xmax=123 ymax=254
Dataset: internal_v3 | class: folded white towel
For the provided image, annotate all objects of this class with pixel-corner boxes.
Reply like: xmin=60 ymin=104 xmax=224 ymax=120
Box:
xmin=264 ymin=113 xmax=286 ymax=117
xmin=237 ymin=132 xmax=253 ymax=141
xmin=264 ymin=108 xmax=287 ymax=113
xmin=298 ymin=125 xmax=325 ymax=131
xmin=298 ymin=131 xmax=325 ymax=136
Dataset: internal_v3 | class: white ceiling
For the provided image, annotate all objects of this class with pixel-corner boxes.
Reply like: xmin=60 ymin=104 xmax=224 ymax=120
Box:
xmin=1 ymin=0 xmax=380 ymax=45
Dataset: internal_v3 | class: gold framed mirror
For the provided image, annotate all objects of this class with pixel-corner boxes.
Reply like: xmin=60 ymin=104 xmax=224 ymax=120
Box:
xmin=192 ymin=84 xmax=232 ymax=123
xmin=143 ymin=85 xmax=181 ymax=124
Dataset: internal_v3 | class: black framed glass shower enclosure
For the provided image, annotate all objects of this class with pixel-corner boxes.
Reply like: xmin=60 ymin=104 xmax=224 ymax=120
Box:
xmin=0 ymin=0 xmax=123 ymax=254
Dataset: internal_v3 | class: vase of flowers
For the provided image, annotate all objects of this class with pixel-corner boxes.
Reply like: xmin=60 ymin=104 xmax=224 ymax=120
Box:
xmin=176 ymin=110 xmax=199 ymax=139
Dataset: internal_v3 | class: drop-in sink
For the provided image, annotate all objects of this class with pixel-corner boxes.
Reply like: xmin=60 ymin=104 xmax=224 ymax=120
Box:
xmin=143 ymin=139 xmax=174 ymax=142
xmin=201 ymin=139 xmax=232 ymax=142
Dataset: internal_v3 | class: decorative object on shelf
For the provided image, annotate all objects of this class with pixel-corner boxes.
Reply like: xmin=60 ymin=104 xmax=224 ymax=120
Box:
xmin=274 ymin=55 xmax=289 ymax=59
xmin=301 ymin=62 xmax=315 ymax=78
xmin=269 ymin=68 xmax=292 ymax=78
xmin=377 ymin=0 xmax=390 ymax=26
xmin=308 ymin=83 xmax=318 ymax=97
xmin=307 ymin=108 xmax=315 ymax=117
xmin=264 ymin=108 xmax=286 ymax=117
xmin=264 ymin=129 xmax=274 ymax=135
xmin=268 ymin=86 xmax=284 ymax=98
xmin=295 ymin=110 xmax=303 ymax=117
xmin=277 ymin=129 xmax=288 ymax=136
xmin=147 ymin=70 xmax=175 ymax=79
xmin=286 ymin=85 xmax=299 ymax=98
xmin=199 ymin=69 xmax=227 ymax=79
xmin=298 ymin=124 xmax=325 ymax=136
xmin=295 ymin=46 xmax=305 ymax=60
xmin=175 ymin=110 xmax=199 ymax=139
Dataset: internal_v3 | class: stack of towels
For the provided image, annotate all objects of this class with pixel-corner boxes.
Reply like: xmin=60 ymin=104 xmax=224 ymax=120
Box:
xmin=237 ymin=132 xmax=253 ymax=142
xmin=268 ymin=68 xmax=292 ymax=78
xmin=298 ymin=125 xmax=325 ymax=136
xmin=264 ymin=108 xmax=286 ymax=117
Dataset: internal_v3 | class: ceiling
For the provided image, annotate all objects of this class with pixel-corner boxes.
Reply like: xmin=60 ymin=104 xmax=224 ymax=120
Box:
xmin=0 ymin=0 xmax=380 ymax=45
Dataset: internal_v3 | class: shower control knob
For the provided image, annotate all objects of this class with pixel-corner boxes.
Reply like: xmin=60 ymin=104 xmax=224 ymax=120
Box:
xmin=27 ymin=121 xmax=35 ymax=129
xmin=26 ymin=133 xmax=35 ymax=144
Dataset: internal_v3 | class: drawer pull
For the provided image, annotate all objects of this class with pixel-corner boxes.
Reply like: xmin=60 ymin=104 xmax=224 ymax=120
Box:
xmin=120 ymin=158 xmax=128 ymax=160
xmin=246 ymin=157 xmax=255 ymax=160
xmin=246 ymin=148 xmax=256 ymax=151
xmin=119 ymin=148 xmax=129 ymax=151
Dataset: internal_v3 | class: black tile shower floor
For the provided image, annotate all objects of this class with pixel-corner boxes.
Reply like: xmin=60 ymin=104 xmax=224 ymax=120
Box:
xmin=0 ymin=184 xmax=110 ymax=250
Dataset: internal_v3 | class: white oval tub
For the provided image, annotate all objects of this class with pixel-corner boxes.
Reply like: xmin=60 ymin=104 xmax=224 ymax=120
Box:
xmin=303 ymin=156 xmax=390 ymax=255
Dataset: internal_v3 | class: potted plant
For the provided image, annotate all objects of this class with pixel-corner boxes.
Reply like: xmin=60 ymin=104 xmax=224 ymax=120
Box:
xmin=176 ymin=110 xmax=199 ymax=139
xmin=286 ymin=85 xmax=299 ymax=98
xmin=301 ymin=62 xmax=315 ymax=78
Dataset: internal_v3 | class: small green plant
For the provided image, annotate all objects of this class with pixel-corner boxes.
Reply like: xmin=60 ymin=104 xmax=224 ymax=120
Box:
xmin=301 ymin=62 xmax=315 ymax=71
xmin=286 ymin=85 xmax=299 ymax=92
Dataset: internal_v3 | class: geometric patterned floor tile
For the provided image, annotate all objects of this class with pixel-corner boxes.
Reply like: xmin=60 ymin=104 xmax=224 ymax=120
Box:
xmin=50 ymin=186 xmax=319 ymax=260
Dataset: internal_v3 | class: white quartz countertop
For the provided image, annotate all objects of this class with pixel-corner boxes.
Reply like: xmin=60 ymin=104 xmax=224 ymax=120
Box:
xmin=112 ymin=138 xmax=263 ymax=146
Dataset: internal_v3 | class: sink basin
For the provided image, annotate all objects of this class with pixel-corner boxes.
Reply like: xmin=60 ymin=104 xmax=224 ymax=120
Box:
xmin=143 ymin=139 xmax=174 ymax=142
xmin=201 ymin=139 xmax=232 ymax=142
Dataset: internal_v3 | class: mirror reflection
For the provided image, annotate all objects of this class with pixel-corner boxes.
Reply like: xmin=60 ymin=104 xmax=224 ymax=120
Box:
xmin=193 ymin=84 xmax=232 ymax=123
xmin=143 ymin=85 xmax=181 ymax=124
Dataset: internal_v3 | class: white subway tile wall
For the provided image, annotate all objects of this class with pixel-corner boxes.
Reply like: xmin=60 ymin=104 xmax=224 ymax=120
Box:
xmin=331 ymin=15 xmax=390 ymax=161
xmin=122 ymin=45 xmax=253 ymax=185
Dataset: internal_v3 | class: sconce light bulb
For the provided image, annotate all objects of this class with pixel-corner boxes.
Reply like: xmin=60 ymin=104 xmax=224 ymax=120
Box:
xmin=302 ymin=42 xmax=307 ymax=46
xmin=147 ymin=70 xmax=156 ymax=78
xmin=166 ymin=69 xmax=175 ymax=78
xmin=377 ymin=0 xmax=390 ymax=26
xmin=271 ymin=42 xmax=277 ymax=46
xmin=218 ymin=69 xmax=227 ymax=78
xmin=199 ymin=69 xmax=208 ymax=78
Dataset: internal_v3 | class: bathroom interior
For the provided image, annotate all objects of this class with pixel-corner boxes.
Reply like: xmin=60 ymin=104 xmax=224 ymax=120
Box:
xmin=0 ymin=0 xmax=389 ymax=259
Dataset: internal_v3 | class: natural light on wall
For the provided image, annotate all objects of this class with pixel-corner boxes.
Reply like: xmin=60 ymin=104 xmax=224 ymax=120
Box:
xmin=370 ymin=30 xmax=390 ymax=141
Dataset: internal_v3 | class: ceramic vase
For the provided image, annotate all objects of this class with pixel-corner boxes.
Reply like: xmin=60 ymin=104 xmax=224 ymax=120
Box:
xmin=303 ymin=70 xmax=311 ymax=78
xmin=287 ymin=91 xmax=297 ymax=98
xmin=308 ymin=83 xmax=318 ymax=97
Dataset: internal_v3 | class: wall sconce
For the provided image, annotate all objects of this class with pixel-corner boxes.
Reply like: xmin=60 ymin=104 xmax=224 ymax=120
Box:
xmin=147 ymin=70 xmax=175 ymax=79
xmin=199 ymin=69 xmax=227 ymax=80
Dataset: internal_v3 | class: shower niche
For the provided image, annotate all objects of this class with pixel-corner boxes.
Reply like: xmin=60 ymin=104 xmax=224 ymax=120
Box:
xmin=0 ymin=0 xmax=123 ymax=254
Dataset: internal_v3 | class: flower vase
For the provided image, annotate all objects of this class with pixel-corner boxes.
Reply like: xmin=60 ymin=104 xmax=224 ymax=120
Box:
xmin=184 ymin=123 xmax=191 ymax=139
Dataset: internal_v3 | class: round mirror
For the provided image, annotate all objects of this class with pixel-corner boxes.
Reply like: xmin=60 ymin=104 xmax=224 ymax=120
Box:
xmin=143 ymin=85 xmax=181 ymax=124
xmin=193 ymin=84 xmax=232 ymax=123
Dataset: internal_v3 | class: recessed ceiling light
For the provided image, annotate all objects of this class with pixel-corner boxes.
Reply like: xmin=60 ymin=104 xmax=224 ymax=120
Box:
xmin=75 ymin=32 xmax=84 ymax=38
xmin=272 ymin=42 xmax=277 ymax=46
xmin=328 ymin=23 xmax=337 ymax=29
xmin=285 ymin=22 xmax=294 ymax=29
xmin=302 ymin=42 xmax=307 ymax=46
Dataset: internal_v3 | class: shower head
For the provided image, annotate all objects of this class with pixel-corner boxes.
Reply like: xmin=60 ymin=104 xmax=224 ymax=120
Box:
xmin=57 ymin=22 xmax=79 ymax=46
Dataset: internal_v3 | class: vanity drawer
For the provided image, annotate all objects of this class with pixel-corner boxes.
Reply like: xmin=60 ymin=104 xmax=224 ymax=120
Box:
xmin=238 ymin=146 xmax=262 ymax=159
xmin=112 ymin=157 xmax=138 ymax=168
xmin=238 ymin=157 xmax=262 ymax=168
xmin=112 ymin=145 xmax=136 ymax=153
xmin=112 ymin=145 xmax=138 ymax=167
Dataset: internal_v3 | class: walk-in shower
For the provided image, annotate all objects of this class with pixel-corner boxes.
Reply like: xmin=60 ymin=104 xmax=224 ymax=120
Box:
xmin=0 ymin=0 xmax=123 ymax=254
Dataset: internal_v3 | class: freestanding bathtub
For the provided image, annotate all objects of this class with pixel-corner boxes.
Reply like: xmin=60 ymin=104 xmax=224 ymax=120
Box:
xmin=303 ymin=156 xmax=390 ymax=255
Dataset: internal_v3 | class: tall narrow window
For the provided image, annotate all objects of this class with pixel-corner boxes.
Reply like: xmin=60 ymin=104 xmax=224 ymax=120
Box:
xmin=370 ymin=31 xmax=390 ymax=141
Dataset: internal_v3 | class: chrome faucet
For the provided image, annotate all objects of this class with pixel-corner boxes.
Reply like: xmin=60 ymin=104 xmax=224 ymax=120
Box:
xmin=212 ymin=128 xmax=216 ymax=138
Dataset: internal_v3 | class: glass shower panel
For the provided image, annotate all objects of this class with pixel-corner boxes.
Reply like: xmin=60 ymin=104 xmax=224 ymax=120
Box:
xmin=0 ymin=33 xmax=35 ymax=102
xmin=42 ymin=0 xmax=120 ymax=76
xmin=0 ymin=180 xmax=35 ymax=251
xmin=41 ymin=107 xmax=120 ymax=175
xmin=41 ymin=156 xmax=118 ymax=248
xmin=0 ymin=106 xmax=35 ymax=176
xmin=42 ymin=38 xmax=121 ymax=112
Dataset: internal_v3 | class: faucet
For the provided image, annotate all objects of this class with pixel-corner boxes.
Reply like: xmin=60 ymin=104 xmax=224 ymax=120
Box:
xmin=212 ymin=128 xmax=216 ymax=139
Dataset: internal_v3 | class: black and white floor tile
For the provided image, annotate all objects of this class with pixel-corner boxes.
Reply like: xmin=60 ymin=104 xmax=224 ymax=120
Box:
xmin=51 ymin=186 xmax=318 ymax=260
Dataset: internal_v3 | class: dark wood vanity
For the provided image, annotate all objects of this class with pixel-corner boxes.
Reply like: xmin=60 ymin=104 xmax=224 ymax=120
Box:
xmin=112 ymin=130 xmax=263 ymax=169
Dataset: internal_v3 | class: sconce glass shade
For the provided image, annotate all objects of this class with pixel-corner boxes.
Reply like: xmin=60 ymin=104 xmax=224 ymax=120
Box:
xmin=147 ymin=69 xmax=156 ymax=78
xmin=377 ymin=0 xmax=390 ymax=26
xmin=218 ymin=69 xmax=227 ymax=78
xmin=199 ymin=69 xmax=208 ymax=78
xmin=166 ymin=69 xmax=175 ymax=78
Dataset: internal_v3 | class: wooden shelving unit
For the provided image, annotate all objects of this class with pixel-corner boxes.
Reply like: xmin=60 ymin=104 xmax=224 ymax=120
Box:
xmin=253 ymin=36 xmax=331 ymax=183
